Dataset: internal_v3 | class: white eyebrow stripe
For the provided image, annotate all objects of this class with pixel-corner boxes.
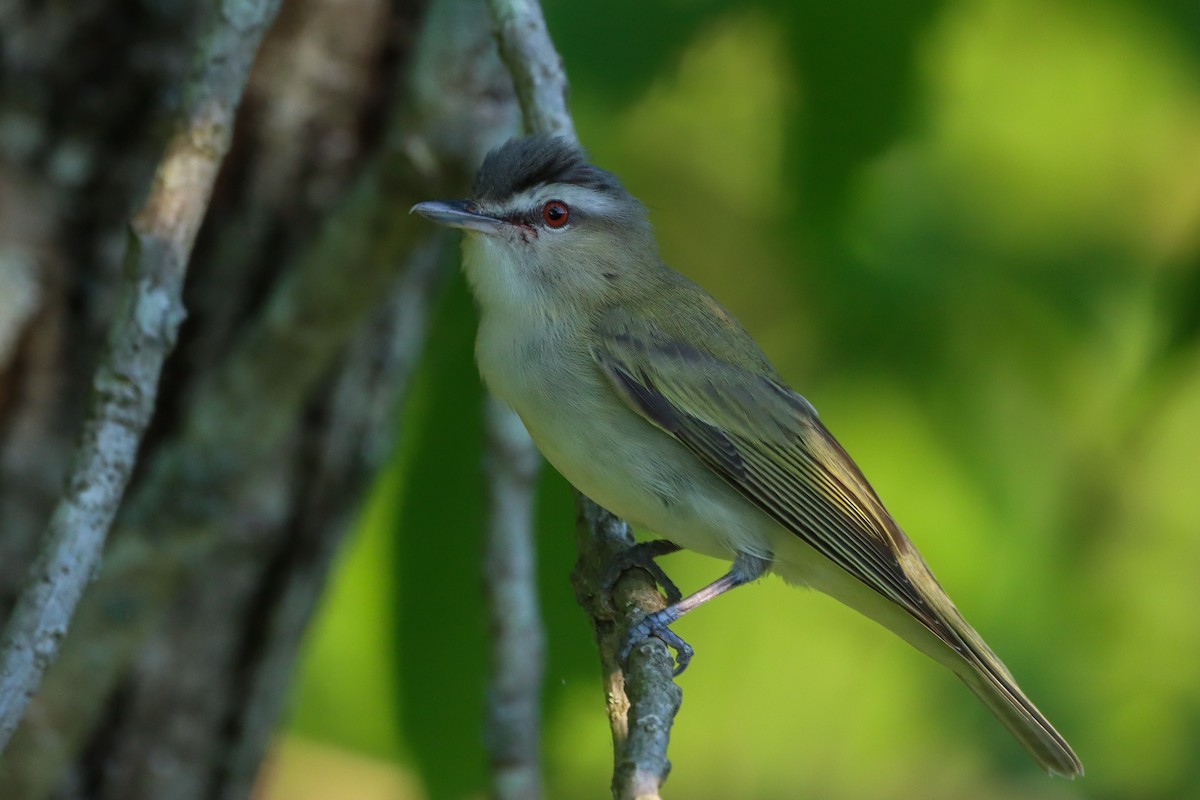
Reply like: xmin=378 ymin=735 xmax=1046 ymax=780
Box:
xmin=532 ymin=185 xmax=633 ymax=216
xmin=488 ymin=183 xmax=642 ymax=229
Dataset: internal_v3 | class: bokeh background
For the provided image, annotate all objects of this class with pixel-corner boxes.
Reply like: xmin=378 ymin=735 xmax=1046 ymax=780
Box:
xmin=267 ymin=0 xmax=1200 ymax=797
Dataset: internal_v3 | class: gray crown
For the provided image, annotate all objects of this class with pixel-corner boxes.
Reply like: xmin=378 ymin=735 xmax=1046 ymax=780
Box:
xmin=474 ymin=136 xmax=627 ymax=202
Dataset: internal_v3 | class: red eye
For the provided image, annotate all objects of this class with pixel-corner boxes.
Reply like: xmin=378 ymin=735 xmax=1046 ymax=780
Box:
xmin=542 ymin=200 xmax=570 ymax=228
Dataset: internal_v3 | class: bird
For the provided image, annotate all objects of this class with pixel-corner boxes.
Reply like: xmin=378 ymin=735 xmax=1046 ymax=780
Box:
xmin=411 ymin=135 xmax=1083 ymax=777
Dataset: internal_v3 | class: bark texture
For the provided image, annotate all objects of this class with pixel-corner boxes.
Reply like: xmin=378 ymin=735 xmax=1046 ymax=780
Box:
xmin=0 ymin=0 xmax=283 ymax=751
xmin=0 ymin=0 xmax=518 ymax=796
xmin=0 ymin=0 xmax=672 ymax=795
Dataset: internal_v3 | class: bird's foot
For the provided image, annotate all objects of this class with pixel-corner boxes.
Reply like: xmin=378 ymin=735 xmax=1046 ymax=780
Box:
xmin=620 ymin=606 xmax=693 ymax=676
xmin=601 ymin=540 xmax=684 ymax=611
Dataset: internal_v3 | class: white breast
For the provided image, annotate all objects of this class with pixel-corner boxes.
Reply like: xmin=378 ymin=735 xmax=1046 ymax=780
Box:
xmin=474 ymin=306 xmax=777 ymax=564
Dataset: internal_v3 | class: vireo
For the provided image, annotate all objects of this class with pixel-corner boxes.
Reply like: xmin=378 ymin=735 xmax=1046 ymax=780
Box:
xmin=413 ymin=136 xmax=1082 ymax=777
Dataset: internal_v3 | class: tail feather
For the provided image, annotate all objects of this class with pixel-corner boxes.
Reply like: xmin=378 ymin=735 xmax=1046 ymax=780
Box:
xmin=955 ymin=653 xmax=1083 ymax=777
xmin=777 ymin=543 xmax=1083 ymax=776
xmin=893 ymin=551 xmax=1083 ymax=776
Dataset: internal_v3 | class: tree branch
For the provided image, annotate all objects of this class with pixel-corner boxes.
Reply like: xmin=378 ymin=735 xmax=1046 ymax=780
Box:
xmin=570 ymin=502 xmax=682 ymax=800
xmin=486 ymin=0 xmax=576 ymax=141
xmin=483 ymin=1 xmax=682 ymax=797
xmin=215 ymin=235 xmax=452 ymax=800
xmin=0 ymin=0 xmax=520 ymax=788
xmin=0 ymin=0 xmax=282 ymax=752
xmin=483 ymin=397 xmax=544 ymax=800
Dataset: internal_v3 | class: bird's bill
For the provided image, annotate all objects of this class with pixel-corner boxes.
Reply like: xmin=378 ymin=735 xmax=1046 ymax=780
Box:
xmin=410 ymin=200 xmax=506 ymax=234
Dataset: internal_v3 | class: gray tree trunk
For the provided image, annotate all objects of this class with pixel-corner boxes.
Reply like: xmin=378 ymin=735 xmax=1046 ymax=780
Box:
xmin=0 ymin=0 xmax=518 ymax=796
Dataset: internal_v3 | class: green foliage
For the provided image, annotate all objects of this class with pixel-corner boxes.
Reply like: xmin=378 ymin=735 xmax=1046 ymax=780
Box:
xmin=289 ymin=1 xmax=1200 ymax=797
xmin=390 ymin=275 xmax=490 ymax=798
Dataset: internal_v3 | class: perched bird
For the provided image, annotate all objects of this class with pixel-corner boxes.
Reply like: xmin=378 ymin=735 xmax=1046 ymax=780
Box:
xmin=412 ymin=136 xmax=1082 ymax=777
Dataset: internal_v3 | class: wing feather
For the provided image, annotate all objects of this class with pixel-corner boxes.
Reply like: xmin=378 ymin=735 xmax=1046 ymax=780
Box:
xmin=594 ymin=309 xmax=1082 ymax=775
xmin=595 ymin=317 xmax=958 ymax=648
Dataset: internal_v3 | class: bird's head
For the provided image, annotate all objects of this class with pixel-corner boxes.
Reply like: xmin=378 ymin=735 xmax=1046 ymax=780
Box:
xmin=413 ymin=136 xmax=659 ymax=316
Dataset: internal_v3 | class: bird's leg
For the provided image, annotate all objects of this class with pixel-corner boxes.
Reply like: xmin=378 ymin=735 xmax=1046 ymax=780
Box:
xmin=602 ymin=539 xmax=684 ymax=607
xmin=621 ymin=551 xmax=771 ymax=676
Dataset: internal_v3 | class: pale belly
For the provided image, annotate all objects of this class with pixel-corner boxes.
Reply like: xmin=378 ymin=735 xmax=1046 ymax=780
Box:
xmin=514 ymin=379 xmax=890 ymax=609
xmin=523 ymin=391 xmax=768 ymax=560
xmin=475 ymin=317 xmax=759 ymax=557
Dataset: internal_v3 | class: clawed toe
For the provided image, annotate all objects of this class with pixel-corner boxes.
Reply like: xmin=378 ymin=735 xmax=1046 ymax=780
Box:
xmin=602 ymin=540 xmax=684 ymax=605
xmin=620 ymin=607 xmax=693 ymax=676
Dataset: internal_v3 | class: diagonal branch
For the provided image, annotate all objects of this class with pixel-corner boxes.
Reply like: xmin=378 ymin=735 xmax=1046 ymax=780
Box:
xmin=486 ymin=0 xmax=577 ymax=141
xmin=483 ymin=1 xmax=683 ymax=798
xmin=0 ymin=0 xmax=283 ymax=752
xmin=0 ymin=1 xmax=521 ymax=789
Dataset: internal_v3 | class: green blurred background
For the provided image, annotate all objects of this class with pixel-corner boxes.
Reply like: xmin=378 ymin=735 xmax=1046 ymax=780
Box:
xmin=268 ymin=0 xmax=1200 ymax=797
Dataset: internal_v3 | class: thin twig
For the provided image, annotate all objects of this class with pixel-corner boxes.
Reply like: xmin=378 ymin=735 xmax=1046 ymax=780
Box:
xmin=486 ymin=0 xmax=576 ymax=141
xmin=0 ymin=0 xmax=282 ymax=752
xmin=483 ymin=397 xmax=544 ymax=800
xmin=475 ymin=2 xmax=568 ymax=797
xmin=483 ymin=1 xmax=682 ymax=798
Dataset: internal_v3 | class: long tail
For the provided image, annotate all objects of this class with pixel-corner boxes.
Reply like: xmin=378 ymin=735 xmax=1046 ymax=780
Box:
xmin=775 ymin=540 xmax=1083 ymax=775
xmin=921 ymin=574 xmax=1083 ymax=776
xmin=861 ymin=549 xmax=1083 ymax=776
xmin=953 ymin=646 xmax=1083 ymax=777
